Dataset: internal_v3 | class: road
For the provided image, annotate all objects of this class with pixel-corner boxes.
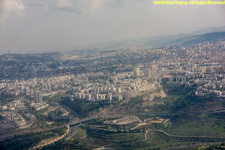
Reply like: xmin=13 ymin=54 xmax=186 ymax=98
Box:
xmin=144 ymin=130 xmax=149 ymax=140
xmin=64 ymin=125 xmax=79 ymax=140
xmin=149 ymin=129 xmax=225 ymax=140
xmin=30 ymin=125 xmax=70 ymax=150
xmin=29 ymin=116 xmax=102 ymax=149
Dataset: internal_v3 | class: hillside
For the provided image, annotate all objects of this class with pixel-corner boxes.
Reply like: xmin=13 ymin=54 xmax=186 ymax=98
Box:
xmin=180 ymin=32 xmax=225 ymax=46
xmin=43 ymin=85 xmax=225 ymax=150
xmin=141 ymin=31 xmax=225 ymax=47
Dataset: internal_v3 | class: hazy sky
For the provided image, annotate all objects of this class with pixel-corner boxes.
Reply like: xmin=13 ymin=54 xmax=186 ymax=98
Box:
xmin=0 ymin=0 xmax=225 ymax=54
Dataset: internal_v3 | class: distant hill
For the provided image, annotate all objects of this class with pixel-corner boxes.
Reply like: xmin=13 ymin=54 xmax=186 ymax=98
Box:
xmin=179 ymin=32 xmax=225 ymax=46
xmin=142 ymin=31 xmax=225 ymax=47
xmin=190 ymin=26 xmax=225 ymax=35
xmin=140 ymin=26 xmax=225 ymax=47
xmin=63 ymin=26 xmax=225 ymax=54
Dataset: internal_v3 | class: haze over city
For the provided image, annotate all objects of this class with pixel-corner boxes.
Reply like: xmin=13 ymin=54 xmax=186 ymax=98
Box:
xmin=2 ymin=0 xmax=225 ymax=149
xmin=0 ymin=0 xmax=225 ymax=54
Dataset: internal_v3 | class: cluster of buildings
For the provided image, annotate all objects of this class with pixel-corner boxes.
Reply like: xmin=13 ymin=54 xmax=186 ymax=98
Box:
xmin=158 ymin=41 xmax=225 ymax=97
xmin=196 ymin=79 xmax=225 ymax=97
xmin=0 ymin=66 xmax=159 ymax=103
xmin=0 ymin=75 xmax=79 ymax=97
xmin=72 ymin=71 xmax=157 ymax=102
xmin=73 ymin=86 xmax=122 ymax=101
xmin=47 ymin=108 xmax=69 ymax=121
xmin=0 ymin=111 xmax=26 ymax=129
xmin=0 ymin=98 xmax=35 ymax=130
xmin=0 ymin=40 xmax=225 ymax=106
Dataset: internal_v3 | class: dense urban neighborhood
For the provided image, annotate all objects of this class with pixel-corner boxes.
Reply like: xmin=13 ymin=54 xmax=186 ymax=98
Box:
xmin=1 ymin=31 xmax=225 ymax=149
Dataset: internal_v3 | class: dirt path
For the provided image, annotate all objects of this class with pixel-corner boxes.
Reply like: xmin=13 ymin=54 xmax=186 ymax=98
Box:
xmin=144 ymin=130 xmax=149 ymax=140
xmin=149 ymin=129 xmax=225 ymax=140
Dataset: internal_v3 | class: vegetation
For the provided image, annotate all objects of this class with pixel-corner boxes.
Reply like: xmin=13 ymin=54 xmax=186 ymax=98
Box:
xmin=60 ymin=97 xmax=111 ymax=116
xmin=45 ymin=93 xmax=64 ymax=102
xmin=42 ymin=126 xmax=147 ymax=150
xmin=30 ymin=107 xmax=69 ymax=129
xmin=0 ymin=127 xmax=66 ymax=150
xmin=2 ymin=85 xmax=225 ymax=150
xmin=125 ymin=95 xmax=145 ymax=110
xmin=163 ymin=114 xmax=225 ymax=137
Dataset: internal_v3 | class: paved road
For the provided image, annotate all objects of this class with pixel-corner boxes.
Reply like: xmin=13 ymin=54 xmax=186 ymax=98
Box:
xmin=64 ymin=125 xmax=79 ymax=140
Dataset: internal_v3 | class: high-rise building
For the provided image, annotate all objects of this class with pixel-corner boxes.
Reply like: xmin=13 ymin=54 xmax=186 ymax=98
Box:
xmin=198 ymin=43 xmax=201 ymax=53
xmin=116 ymin=87 xmax=121 ymax=93
xmin=144 ymin=69 xmax=151 ymax=78
xmin=212 ymin=47 xmax=217 ymax=58
xmin=34 ymin=91 xmax=38 ymax=103
xmin=34 ymin=91 xmax=43 ymax=103
xmin=38 ymin=91 xmax=43 ymax=103
xmin=107 ymin=93 xmax=112 ymax=101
